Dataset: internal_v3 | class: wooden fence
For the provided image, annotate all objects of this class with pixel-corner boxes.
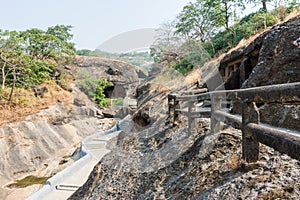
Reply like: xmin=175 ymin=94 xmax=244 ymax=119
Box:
xmin=168 ymin=82 xmax=300 ymax=162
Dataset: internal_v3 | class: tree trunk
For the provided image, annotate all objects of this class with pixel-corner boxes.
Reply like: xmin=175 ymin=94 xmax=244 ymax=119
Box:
xmin=262 ymin=0 xmax=267 ymax=11
xmin=2 ymin=66 xmax=5 ymax=90
xmin=1 ymin=58 xmax=7 ymax=90
xmin=8 ymin=67 xmax=16 ymax=104
xmin=224 ymin=1 xmax=229 ymax=30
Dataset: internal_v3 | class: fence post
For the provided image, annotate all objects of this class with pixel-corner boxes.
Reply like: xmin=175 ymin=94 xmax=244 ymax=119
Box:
xmin=187 ymin=101 xmax=194 ymax=134
xmin=173 ymin=96 xmax=180 ymax=126
xmin=211 ymin=96 xmax=221 ymax=134
xmin=242 ymin=102 xmax=260 ymax=162
xmin=168 ymin=94 xmax=173 ymax=115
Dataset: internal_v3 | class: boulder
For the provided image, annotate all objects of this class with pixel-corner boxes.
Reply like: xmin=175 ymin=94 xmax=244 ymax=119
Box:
xmin=221 ymin=15 xmax=300 ymax=130
xmin=243 ymin=16 xmax=300 ymax=87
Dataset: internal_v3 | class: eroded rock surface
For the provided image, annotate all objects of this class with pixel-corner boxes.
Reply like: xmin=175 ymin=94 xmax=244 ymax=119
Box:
xmin=0 ymin=87 xmax=116 ymax=200
xmin=0 ymin=55 xmax=148 ymax=199
xmin=220 ymin=15 xmax=300 ymax=130
xmin=70 ymin=125 xmax=300 ymax=200
xmin=69 ymin=16 xmax=300 ymax=200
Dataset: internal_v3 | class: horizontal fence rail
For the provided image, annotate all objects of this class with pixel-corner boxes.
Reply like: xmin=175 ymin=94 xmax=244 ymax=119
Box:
xmin=168 ymin=82 xmax=300 ymax=162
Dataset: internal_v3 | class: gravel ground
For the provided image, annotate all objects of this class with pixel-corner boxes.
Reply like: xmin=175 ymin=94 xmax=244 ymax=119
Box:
xmin=70 ymin=120 xmax=300 ymax=200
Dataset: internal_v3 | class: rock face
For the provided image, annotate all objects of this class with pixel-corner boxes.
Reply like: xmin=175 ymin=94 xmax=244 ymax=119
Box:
xmin=70 ymin=126 xmax=300 ymax=200
xmin=0 ymin=86 xmax=116 ymax=200
xmin=219 ymin=15 xmax=300 ymax=130
xmin=221 ymin=15 xmax=300 ymax=89
xmin=243 ymin=16 xmax=300 ymax=87
xmin=0 ymin=55 xmax=147 ymax=199
xmin=75 ymin=56 xmax=147 ymax=99
xmin=69 ymin=16 xmax=300 ymax=200
xmin=75 ymin=56 xmax=148 ymax=118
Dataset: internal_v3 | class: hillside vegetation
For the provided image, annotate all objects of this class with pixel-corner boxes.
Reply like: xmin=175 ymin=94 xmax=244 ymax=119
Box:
xmin=0 ymin=25 xmax=75 ymax=103
xmin=150 ymin=1 xmax=300 ymax=74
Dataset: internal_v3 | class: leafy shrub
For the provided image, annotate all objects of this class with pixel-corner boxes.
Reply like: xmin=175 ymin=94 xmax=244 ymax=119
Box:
xmin=203 ymin=8 xmax=294 ymax=57
xmin=174 ymin=59 xmax=194 ymax=74
xmin=94 ymin=78 xmax=114 ymax=107
xmin=77 ymin=71 xmax=113 ymax=107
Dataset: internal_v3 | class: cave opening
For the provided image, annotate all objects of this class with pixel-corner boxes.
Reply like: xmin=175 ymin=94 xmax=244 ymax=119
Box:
xmin=104 ymin=84 xmax=127 ymax=99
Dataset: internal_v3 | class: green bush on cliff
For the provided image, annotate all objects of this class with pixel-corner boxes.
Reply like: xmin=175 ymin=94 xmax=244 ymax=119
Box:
xmin=174 ymin=59 xmax=193 ymax=75
xmin=94 ymin=78 xmax=114 ymax=107
xmin=77 ymin=72 xmax=113 ymax=107
xmin=203 ymin=7 xmax=295 ymax=56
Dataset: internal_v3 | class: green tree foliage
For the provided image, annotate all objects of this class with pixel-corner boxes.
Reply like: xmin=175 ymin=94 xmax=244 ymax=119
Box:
xmin=20 ymin=25 xmax=75 ymax=62
xmin=202 ymin=5 xmax=297 ymax=56
xmin=205 ymin=0 xmax=245 ymax=30
xmin=174 ymin=59 xmax=193 ymax=75
xmin=76 ymin=49 xmax=93 ymax=56
xmin=76 ymin=49 xmax=102 ymax=57
xmin=175 ymin=1 xmax=218 ymax=41
xmin=175 ymin=40 xmax=211 ymax=74
xmin=152 ymin=1 xmax=298 ymax=70
xmin=175 ymin=0 xmax=245 ymax=41
xmin=246 ymin=0 xmax=297 ymax=11
xmin=0 ymin=25 xmax=76 ymax=103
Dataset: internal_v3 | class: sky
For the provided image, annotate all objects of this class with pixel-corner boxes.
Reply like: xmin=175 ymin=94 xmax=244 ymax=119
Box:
xmin=0 ymin=0 xmax=190 ymax=50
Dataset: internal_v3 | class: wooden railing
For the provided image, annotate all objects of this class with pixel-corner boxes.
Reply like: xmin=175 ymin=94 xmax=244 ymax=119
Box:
xmin=168 ymin=82 xmax=300 ymax=162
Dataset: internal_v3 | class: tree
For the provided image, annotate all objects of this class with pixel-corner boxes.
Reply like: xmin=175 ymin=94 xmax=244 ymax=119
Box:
xmin=76 ymin=49 xmax=93 ymax=56
xmin=246 ymin=0 xmax=295 ymax=11
xmin=204 ymin=0 xmax=245 ymax=30
xmin=77 ymin=71 xmax=114 ymax=107
xmin=0 ymin=30 xmax=28 ymax=103
xmin=175 ymin=0 xmax=245 ymax=42
xmin=20 ymin=25 xmax=75 ymax=61
xmin=0 ymin=25 xmax=76 ymax=103
xmin=174 ymin=39 xmax=211 ymax=74
xmin=46 ymin=25 xmax=76 ymax=62
xmin=150 ymin=21 xmax=183 ymax=64
xmin=175 ymin=1 xmax=218 ymax=42
xmin=246 ymin=0 xmax=270 ymax=11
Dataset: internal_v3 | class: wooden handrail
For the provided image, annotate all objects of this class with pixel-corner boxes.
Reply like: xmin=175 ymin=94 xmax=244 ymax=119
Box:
xmin=168 ymin=82 xmax=300 ymax=162
xmin=171 ymin=82 xmax=300 ymax=103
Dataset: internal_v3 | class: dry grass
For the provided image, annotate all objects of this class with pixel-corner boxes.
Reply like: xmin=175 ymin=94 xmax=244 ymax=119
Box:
xmin=149 ymin=67 xmax=203 ymax=95
xmin=0 ymin=83 xmax=72 ymax=127
xmin=149 ymin=68 xmax=183 ymax=94
xmin=283 ymin=9 xmax=300 ymax=21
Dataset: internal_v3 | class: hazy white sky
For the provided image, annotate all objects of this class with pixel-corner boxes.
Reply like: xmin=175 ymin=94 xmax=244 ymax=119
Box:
xmin=0 ymin=0 xmax=190 ymax=50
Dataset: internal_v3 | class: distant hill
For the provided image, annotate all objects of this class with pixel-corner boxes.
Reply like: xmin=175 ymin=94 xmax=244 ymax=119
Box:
xmin=96 ymin=28 xmax=156 ymax=53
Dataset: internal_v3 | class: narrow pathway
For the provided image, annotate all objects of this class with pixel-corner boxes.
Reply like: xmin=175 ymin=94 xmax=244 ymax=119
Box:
xmin=28 ymin=116 xmax=133 ymax=200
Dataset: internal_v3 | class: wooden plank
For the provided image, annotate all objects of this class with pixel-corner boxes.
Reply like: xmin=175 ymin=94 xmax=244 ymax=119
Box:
xmin=242 ymin=102 xmax=260 ymax=162
xmin=179 ymin=88 xmax=208 ymax=95
xmin=212 ymin=82 xmax=300 ymax=103
xmin=173 ymin=98 xmax=180 ymax=126
xmin=247 ymin=123 xmax=300 ymax=161
xmin=211 ymin=98 xmax=222 ymax=135
xmin=213 ymin=110 xmax=242 ymax=129
xmin=187 ymin=101 xmax=193 ymax=134
xmin=175 ymin=82 xmax=300 ymax=103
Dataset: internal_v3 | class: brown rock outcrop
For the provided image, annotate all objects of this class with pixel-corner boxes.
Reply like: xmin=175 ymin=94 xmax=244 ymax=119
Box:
xmin=219 ymin=15 xmax=300 ymax=129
